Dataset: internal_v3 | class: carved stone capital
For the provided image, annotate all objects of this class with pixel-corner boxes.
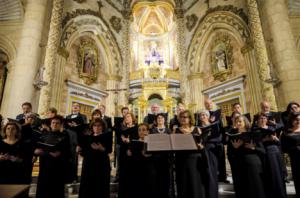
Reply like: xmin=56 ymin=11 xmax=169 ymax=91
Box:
xmin=106 ymin=74 xmax=122 ymax=81
xmin=57 ymin=46 xmax=69 ymax=59
xmin=188 ymin=72 xmax=204 ymax=80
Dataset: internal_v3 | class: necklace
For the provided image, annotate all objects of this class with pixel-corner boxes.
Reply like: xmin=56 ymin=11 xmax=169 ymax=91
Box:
xmin=157 ymin=127 xmax=166 ymax=133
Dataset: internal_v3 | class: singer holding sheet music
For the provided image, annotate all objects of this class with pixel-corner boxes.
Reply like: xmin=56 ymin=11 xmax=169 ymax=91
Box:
xmin=0 ymin=122 xmax=29 ymax=184
xmin=281 ymin=112 xmax=300 ymax=197
xmin=79 ymin=118 xmax=112 ymax=198
xmin=151 ymin=113 xmax=172 ymax=198
xmin=229 ymin=115 xmax=266 ymax=198
xmin=35 ymin=115 xmax=71 ymax=198
xmin=175 ymin=110 xmax=206 ymax=198
xmin=255 ymin=113 xmax=287 ymax=198
xmin=118 ymin=112 xmax=138 ymax=198
xmin=197 ymin=109 xmax=219 ymax=198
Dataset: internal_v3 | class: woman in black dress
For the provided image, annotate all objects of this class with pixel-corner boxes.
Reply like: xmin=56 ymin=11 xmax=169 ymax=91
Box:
xmin=79 ymin=118 xmax=112 ymax=198
xmin=255 ymin=113 xmax=287 ymax=198
xmin=128 ymin=123 xmax=157 ymax=198
xmin=0 ymin=122 xmax=29 ymax=184
xmin=35 ymin=115 xmax=71 ymax=198
xmin=230 ymin=115 xmax=266 ymax=198
xmin=281 ymin=112 xmax=300 ymax=197
xmin=197 ymin=109 xmax=219 ymax=198
xmin=175 ymin=110 xmax=206 ymax=198
xmin=151 ymin=113 xmax=172 ymax=198
xmin=118 ymin=112 xmax=138 ymax=198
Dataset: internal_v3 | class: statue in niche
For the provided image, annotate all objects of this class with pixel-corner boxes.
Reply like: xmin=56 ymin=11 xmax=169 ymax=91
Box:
xmin=83 ymin=52 xmax=95 ymax=75
xmin=210 ymin=33 xmax=233 ymax=82
xmin=215 ymin=50 xmax=227 ymax=71
xmin=77 ymin=39 xmax=99 ymax=85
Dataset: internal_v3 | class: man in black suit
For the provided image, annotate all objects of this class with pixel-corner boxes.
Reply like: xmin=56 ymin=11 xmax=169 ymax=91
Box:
xmin=16 ymin=102 xmax=40 ymax=124
xmin=99 ymin=104 xmax=112 ymax=132
xmin=65 ymin=102 xmax=87 ymax=183
xmin=204 ymin=98 xmax=229 ymax=183
xmin=113 ymin=106 xmax=129 ymax=183
xmin=252 ymin=101 xmax=283 ymax=131
xmin=169 ymin=103 xmax=185 ymax=132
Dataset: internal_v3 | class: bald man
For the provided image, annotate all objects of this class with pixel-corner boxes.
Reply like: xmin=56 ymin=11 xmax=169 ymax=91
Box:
xmin=252 ymin=101 xmax=283 ymax=132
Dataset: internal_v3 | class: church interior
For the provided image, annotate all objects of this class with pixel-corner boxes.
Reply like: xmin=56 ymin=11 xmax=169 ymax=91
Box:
xmin=1 ymin=0 xmax=300 ymax=197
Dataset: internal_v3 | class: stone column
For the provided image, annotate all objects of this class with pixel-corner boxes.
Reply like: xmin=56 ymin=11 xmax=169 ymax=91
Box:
xmin=1 ymin=0 xmax=47 ymax=117
xmin=119 ymin=10 xmax=131 ymax=107
xmin=241 ymin=42 xmax=263 ymax=114
xmin=38 ymin=0 xmax=64 ymax=116
xmin=188 ymin=73 xmax=205 ymax=112
xmin=262 ymin=0 xmax=300 ymax=107
xmin=175 ymin=7 xmax=189 ymax=104
xmin=246 ymin=0 xmax=278 ymax=111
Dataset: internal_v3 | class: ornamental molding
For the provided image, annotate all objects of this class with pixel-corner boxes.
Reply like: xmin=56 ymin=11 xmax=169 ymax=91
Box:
xmin=187 ymin=9 xmax=250 ymax=72
xmin=60 ymin=13 xmax=123 ymax=73
xmin=206 ymin=5 xmax=248 ymax=24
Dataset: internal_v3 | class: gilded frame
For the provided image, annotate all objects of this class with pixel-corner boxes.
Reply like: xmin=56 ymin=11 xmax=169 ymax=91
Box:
xmin=77 ymin=40 xmax=99 ymax=85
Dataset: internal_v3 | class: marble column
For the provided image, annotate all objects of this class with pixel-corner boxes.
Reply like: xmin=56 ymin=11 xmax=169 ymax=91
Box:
xmin=175 ymin=7 xmax=189 ymax=105
xmin=119 ymin=10 xmax=131 ymax=107
xmin=38 ymin=0 xmax=64 ymax=117
xmin=262 ymin=0 xmax=300 ymax=107
xmin=246 ymin=0 xmax=278 ymax=111
xmin=188 ymin=73 xmax=205 ymax=113
xmin=1 ymin=0 xmax=48 ymax=117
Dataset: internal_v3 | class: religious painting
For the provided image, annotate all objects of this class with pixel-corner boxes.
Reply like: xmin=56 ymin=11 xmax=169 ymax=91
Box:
xmin=211 ymin=34 xmax=233 ymax=82
xmin=77 ymin=39 xmax=99 ymax=85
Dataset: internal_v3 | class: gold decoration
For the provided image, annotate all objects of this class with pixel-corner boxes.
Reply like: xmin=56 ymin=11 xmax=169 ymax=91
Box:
xmin=211 ymin=33 xmax=233 ymax=82
xmin=77 ymin=39 xmax=99 ymax=85
xmin=165 ymin=69 xmax=180 ymax=80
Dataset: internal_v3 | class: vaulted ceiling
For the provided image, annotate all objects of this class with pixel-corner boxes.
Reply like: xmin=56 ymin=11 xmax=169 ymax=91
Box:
xmin=0 ymin=0 xmax=23 ymax=22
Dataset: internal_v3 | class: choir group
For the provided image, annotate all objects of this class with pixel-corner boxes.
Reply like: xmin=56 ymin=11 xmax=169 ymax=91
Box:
xmin=0 ymin=99 xmax=300 ymax=198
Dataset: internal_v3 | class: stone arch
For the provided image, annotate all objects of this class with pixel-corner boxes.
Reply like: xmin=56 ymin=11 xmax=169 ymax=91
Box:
xmin=187 ymin=10 xmax=250 ymax=73
xmin=61 ymin=14 xmax=122 ymax=76
xmin=0 ymin=34 xmax=17 ymax=66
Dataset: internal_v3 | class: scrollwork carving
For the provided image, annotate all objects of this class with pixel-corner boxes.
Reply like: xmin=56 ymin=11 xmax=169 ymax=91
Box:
xmin=186 ymin=14 xmax=198 ymax=32
xmin=109 ymin=16 xmax=122 ymax=33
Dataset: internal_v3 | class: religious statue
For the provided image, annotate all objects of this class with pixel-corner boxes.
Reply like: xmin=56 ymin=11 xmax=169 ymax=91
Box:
xmin=215 ymin=50 xmax=227 ymax=71
xmin=210 ymin=33 xmax=233 ymax=82
xmin=145 ymin=41 xmax=164 ymax=66
xmin=83 ymin=52 xmax=95 ymax=75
